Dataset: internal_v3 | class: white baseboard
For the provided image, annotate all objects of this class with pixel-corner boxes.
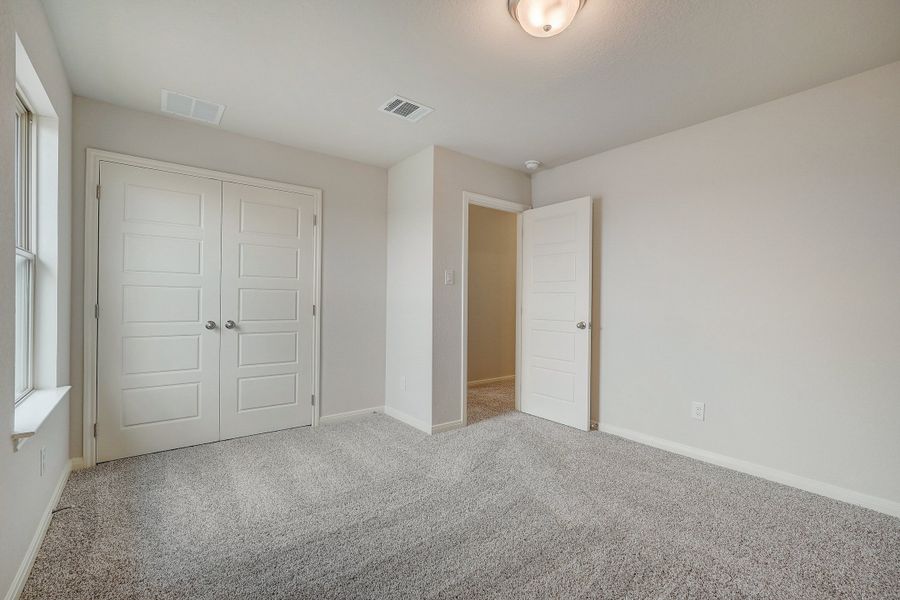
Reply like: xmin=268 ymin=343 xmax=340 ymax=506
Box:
xmin=5 ymin=458 xmax=74 ymax=600
xmin=383 ymin=406 xmax=431 ymax=434
xmin=467 ymin=375 xmax=515 ymax=387
xmin=598 ymin=423 xmax=900 ymax=519
xmin=432 ymin=419 xmax=464 ymax=434
xmin=319 ymin=406 xmax=384 ymax=425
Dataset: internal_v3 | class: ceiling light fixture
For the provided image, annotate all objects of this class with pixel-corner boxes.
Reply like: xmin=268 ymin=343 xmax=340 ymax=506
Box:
xmin=524 ymin=160 xmax=543 ymax=171
xmin=508 ymin=0 xmax=586 ymax=38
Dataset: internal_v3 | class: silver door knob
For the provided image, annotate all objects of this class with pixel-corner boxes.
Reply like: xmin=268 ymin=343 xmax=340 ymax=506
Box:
xmin=205 ymin=320 xmax=217 ymax=330
xmin=576 ymin=321 xmax=587 ymax=330
xmin=224 ymin=320 xmax=236 ymax=329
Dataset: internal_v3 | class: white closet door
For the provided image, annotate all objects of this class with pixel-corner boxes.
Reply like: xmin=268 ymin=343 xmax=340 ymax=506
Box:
xmin=97 ymin=162 xmax=223 ymax=462
xmin=219 ymin=182 xmax=317 ymax=439
xmin=520 ymin=197 xmax=592 ymax=431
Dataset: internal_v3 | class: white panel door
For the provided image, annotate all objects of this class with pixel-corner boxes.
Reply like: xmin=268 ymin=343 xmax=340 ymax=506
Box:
xmin=97 ymin=162 xmax=223 ymax=461
xmin=219 ymin=182 xmax=317 ymax=439
xmin=521 ymin=197 xmax=592 ymax=430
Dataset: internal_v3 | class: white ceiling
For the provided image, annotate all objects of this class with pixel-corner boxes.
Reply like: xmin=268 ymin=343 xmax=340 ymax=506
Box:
xmin=41 ymin=0 xmax=900 ymax=171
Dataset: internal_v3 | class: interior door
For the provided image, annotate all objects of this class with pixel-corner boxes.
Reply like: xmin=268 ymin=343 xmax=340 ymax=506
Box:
xmin=97 ymin=162 xmax=223 ymax=461
xmin=520 ymin=197 xmax=592 ymax=430
xmin=219 ymin=182 xmax=317 ymax=439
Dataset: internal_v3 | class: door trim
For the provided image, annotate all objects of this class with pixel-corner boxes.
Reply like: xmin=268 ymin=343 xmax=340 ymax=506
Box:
xmin=82 ymin=148 xmax=323 ymax=466
xmin=460 ymin=192 xmax=529 ymax=429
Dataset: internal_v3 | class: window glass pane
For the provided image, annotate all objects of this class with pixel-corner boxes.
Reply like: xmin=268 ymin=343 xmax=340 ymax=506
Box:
xmin=15 ymin=253 xmax=32 ymax=400
xmin=14 ymin=93 xmax=34 ymax=403
xmin=14 ymin=108 xmax=23 ymax=247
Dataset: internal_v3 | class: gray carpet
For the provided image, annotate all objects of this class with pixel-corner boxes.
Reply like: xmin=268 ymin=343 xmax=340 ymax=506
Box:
xmin=23 ymin=412 xmax=900 ymax=599
xmin=467 ymin=379 xmax=516 ymax=424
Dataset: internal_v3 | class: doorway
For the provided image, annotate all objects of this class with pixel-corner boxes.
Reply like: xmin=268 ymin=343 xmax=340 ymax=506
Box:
xmin=461 ymin=193 xmax=593 ymax=432
xmin=461 ymin=193 xmax=527 ymax=426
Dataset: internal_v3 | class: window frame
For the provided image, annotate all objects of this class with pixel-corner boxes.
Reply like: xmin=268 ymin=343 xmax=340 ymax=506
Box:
xmin=14 ymin=89 xmax=36 ymax=406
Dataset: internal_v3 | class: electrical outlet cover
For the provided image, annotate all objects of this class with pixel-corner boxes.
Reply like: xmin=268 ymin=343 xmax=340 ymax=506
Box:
xmin=691 ymin=402 xmax=705 ymax=421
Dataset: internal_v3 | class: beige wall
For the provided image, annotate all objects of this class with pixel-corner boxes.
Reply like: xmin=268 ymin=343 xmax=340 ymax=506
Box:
xmin=467 ymin=205 xmax=517 ymax=383
xmin=0 ymin=0 xmax=72 ymax=595
xmin=532 ymin=61 xmax=900 ymax=507
xmin=70 ymin=97 xmax=388 ymax=455
xmin=432 ymin=147 xmax=531 ymax=427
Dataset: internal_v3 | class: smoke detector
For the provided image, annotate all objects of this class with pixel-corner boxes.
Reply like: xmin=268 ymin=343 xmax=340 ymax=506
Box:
xmin=524 ymin=160 xmax=543 ymax=171
xmin=161 ymin=89 xmax=226 ymax=125
xmin=379 ymin=95 xmax=434 ymax=122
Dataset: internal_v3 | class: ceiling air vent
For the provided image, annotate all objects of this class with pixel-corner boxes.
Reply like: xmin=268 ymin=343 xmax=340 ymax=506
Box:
xmin=379 ymin=95 xmax=433 ymax=122
xmin=161 ymin=89 xmax=226 ymax=125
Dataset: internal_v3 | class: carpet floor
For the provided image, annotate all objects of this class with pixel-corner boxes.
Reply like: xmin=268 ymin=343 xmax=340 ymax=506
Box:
xmin=467 ymin=378 xmax=516 ymax=425
xmin=23 ymin=412 xmax=900 ymax=599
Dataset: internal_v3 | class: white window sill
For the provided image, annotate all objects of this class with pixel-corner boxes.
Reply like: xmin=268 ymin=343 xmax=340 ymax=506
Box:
xmin=13 ymin=386 xmax=70 ymax=451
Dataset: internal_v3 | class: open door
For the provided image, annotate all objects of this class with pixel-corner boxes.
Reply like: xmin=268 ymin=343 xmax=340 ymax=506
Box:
xmin=521 ymin=197 xmax=592 ymax=431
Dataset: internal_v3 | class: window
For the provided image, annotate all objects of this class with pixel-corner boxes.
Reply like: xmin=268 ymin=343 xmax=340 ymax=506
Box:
xmin=14 ymin=91 xmax=34 ymax=404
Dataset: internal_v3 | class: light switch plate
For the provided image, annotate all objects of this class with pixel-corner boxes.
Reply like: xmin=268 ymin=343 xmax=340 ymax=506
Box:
xmin=444 ymin=269 xmax=455 ymax=285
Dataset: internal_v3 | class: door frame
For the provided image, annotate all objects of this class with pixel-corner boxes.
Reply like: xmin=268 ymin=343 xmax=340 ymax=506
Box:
xmin=82 ymin=148 xmax=323 ymax=467
xmin=460 ymin=192 xmax=529 ymax=428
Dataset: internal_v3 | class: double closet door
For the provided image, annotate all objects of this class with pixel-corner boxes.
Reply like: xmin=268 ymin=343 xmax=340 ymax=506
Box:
xmin=96 ymin=161 xmax=318 ymax=462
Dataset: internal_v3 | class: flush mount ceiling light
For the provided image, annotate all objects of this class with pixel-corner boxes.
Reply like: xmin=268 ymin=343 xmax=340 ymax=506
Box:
xmin=508 ymin=0 xmax=586 ymax=38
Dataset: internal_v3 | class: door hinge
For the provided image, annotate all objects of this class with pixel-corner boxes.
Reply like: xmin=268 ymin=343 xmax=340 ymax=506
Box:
xmin=312 ymin=304 xmax=316 ymax=316
xmin=96 ymin=184 xmax=101 ymax=200
xmin=92 ymin=423 xmax=97 ymax=438
xmin=311 ymin=394 xmax=315 ymax=406
xmin=313 ymin=214 xmax=317 ymax=226
xmin=94 ymin=304 xmax=99 ymax=319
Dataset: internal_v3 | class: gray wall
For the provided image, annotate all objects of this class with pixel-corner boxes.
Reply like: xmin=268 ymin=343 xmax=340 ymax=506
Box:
xmin=532 ymin=61 xmax=900 ymax=506
xmin=70 ymin=97 xmax=388 ymax=455
xmin=383 ymin=145 xmax=530 ymax=430
xmin=384 ymin=147 xmax=434 ymax=428
xmin=431 ymin=147 xmax=530 ymax=427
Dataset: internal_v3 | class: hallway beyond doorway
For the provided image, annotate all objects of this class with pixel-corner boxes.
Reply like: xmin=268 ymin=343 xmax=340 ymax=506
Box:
xmin=467 ymin=379 xmax=516 ymax=425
